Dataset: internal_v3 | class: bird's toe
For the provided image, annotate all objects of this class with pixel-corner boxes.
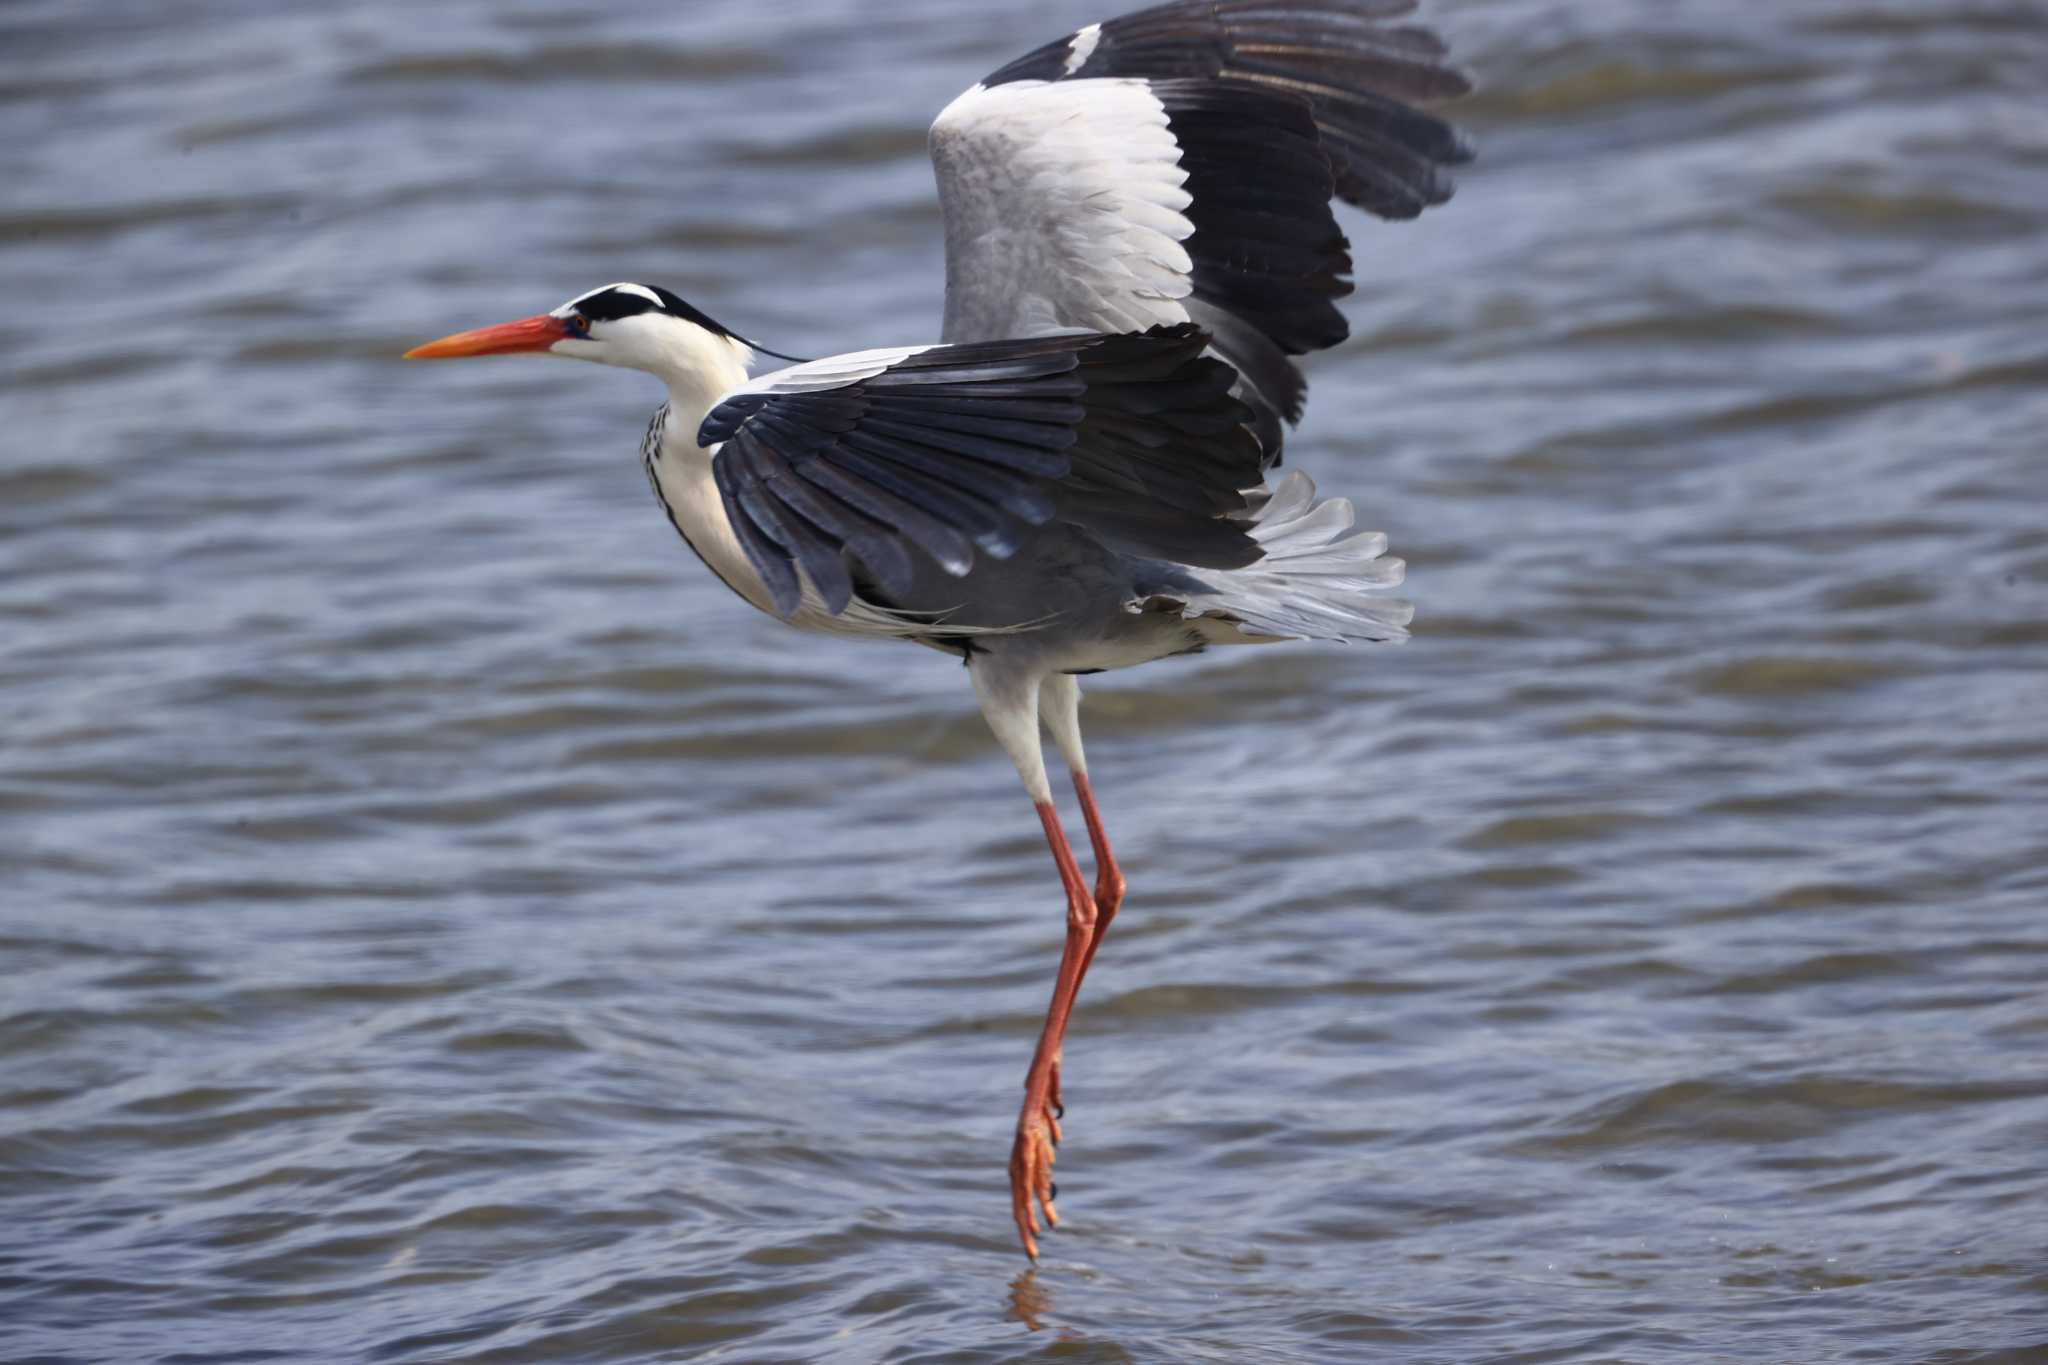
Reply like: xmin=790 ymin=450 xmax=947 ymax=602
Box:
xmin=1008 ymin=1116 xmax=1059 ymax=1257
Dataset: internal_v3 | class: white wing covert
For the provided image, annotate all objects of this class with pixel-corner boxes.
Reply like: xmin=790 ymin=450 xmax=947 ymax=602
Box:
xmin=929 ymin=0 xmax=1473 ymax=452
xmin=931 ymin=80 xmax=1197 ymax=343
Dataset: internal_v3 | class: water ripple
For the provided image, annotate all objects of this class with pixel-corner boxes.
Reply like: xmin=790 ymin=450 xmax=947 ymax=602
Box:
xmin=3 ymin=0 xmax=2045 ymax=1360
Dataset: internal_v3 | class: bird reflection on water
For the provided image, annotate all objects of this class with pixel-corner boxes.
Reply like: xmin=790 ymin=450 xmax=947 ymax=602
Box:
xmin=1006 ymin=1267 xmax=1051 ymax=1333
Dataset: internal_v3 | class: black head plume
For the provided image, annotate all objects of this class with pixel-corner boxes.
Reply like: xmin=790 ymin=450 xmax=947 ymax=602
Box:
xmin=567 ymin=283 xmax=809 ymax=362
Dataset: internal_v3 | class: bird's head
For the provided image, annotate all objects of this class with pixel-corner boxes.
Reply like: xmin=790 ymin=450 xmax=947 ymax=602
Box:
xmin=405 ymin=282 xmax=762 ymax=385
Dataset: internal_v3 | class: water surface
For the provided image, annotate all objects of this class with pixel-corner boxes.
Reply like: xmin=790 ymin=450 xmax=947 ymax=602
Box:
xmin=3 ymin=0 xmax=2046 ymax=1359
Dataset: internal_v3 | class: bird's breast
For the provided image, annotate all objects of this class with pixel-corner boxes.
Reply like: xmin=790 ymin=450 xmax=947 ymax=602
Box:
xmin=643 ymin=407 xmax=780 ymax=618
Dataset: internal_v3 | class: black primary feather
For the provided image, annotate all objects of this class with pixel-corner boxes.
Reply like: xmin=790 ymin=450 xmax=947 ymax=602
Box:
xmin=699 ymin=327 xmax=1265 ymax=618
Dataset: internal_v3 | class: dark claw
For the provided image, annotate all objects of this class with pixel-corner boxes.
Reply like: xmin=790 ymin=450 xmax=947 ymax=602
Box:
xmin=1053 ymin=1101 xmax=1065 ymax=1120
xmin=1049 ymin=1182 xmax=1058 ymax=1201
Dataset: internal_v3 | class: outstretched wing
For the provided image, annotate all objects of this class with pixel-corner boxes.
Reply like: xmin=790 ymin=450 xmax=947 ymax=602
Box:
xmin=699 ymin=325 xmax=1264 ymax=618
xmin=929 ymin=0 xmax=1472 ymax=449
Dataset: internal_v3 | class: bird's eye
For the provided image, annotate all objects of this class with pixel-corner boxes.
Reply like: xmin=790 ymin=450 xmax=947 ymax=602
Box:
xmin=570 ymin=314 xmax=592 ymax=335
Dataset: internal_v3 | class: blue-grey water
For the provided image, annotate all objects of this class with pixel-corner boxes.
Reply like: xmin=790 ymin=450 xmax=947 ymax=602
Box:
xmin=3 ymin=1 xmax=2046 ymax=1360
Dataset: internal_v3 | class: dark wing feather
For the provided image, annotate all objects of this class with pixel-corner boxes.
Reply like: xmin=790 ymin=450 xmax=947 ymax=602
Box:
xmin=699 ymin=326 xmax=1264 ymax=618
xmin=981 ymin=0 xmax=1473 ymax=447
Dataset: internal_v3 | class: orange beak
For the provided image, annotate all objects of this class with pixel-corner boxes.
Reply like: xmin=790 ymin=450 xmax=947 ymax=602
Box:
xmin=404 ymin=314 xmax=570 ymax=360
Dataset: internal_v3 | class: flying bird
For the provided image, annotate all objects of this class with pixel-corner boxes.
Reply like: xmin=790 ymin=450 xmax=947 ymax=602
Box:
xmin=407 ymin=0 xmax=1472 ymax=1259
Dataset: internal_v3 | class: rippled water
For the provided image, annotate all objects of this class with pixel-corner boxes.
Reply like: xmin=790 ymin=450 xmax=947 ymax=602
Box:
xmin=5 ymin=0 xmax=2046 ymax=1359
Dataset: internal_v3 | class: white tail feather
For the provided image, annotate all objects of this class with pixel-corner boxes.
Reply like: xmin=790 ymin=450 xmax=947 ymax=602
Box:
xmin=1178 ymin=471 xmax=1413 ymax=643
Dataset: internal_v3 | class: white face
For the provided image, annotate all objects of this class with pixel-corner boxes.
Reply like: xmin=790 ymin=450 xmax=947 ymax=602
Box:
xmin=545 ymin=283 xmax=673 ymax=366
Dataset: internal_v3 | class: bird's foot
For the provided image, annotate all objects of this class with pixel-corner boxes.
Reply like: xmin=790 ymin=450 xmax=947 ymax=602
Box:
xmin=1009 ymin=1108 xmax=1059 ymax=1260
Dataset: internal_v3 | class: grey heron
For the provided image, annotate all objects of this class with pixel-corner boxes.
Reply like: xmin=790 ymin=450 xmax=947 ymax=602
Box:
xmin=407 ymin=0 xmax=1472 ymax=1260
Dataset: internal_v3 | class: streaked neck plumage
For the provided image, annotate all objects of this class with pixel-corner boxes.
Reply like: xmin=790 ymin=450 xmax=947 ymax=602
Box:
xmin=635 ymin=322 xmax=775 ymax=615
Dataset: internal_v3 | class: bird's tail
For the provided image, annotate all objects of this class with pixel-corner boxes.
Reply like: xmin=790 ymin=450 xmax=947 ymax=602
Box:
xmin=1175 ymin=472 xmax=1412 ymax=644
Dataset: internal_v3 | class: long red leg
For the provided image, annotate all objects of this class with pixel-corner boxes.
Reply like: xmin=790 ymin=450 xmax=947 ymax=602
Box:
xmin=1044 ymin=770 xmax=1125 ymax=1120
xmin=1072 ymin=770 xmax=1126 ymax=969
xmin=1009 ymin=800 xmax=1098 ymax=1260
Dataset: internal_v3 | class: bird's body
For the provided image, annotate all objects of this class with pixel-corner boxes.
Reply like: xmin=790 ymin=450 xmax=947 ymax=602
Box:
xmin=647 ymin=388 xmax=1397 ymax=671
xmin=408 ymin=0 xmax=1472 ymax=1259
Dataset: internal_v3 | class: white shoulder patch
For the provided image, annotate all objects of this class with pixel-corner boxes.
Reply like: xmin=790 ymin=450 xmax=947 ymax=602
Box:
xmin=725 ymin=345 xmax=937 ymax=399
xmin=1063 ymin=23 xmax=1102 ymax=75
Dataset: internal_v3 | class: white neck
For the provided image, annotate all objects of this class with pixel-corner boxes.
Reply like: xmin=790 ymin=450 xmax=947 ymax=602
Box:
xmin=653 ymin=326 xmax=755 ymax=429
xmin=636 ymin=324 xmax=777 ymax=615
